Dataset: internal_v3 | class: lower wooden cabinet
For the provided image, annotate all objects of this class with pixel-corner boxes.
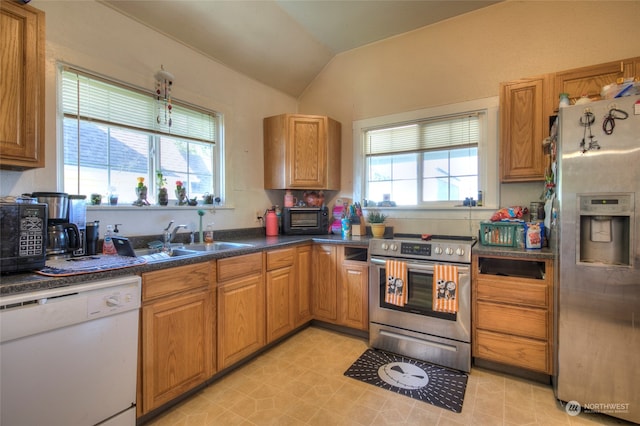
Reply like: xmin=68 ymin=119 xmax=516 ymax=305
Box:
xmin=294 ymin=244 xmax=313 ymax=326
xmin=312 ymin=244 xmax=369 ymax=330
xmin=217 ymin=252 xmax=265 ymax=370
xmin=472 ymin=254 xmax=554 ymax=374
xmin=266 ymin=247 xmax=296 ymax=343
xmin=312 ymin=244 xmax=338 ymax=321
xmin=139 ymin=261 xmax=215 ymax=414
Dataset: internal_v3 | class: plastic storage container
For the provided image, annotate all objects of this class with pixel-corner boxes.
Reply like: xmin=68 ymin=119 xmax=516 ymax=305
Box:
xmin=480 ymin=221 xmax=524 ymax=247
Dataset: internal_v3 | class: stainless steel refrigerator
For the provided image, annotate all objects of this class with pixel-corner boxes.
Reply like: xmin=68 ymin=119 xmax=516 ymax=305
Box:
xmin=555 ymin=94 xmax=639 ymax=423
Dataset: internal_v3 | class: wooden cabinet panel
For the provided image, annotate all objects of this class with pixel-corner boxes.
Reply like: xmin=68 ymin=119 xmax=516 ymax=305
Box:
xmin=472 ymin=254 xmax=554 ymax=374
xmin=141 ymin=289 xmax=213 ymax=412
xmin=499 ymin=77 xmax=551 ymax=182
xmin=264 ymin=114 xmax=341 ymax=190
xmin=217 ymin=252 xmax=262 ymax=282
xmin=312 ymin=244 xmax=337 ymax=321
xmin=0 ymin=2 xmax=45 ymax=169
xmin=476 ymin=301 xmax=547 ymax=340
xmin=475 ymin=329 xmax=548 ymax=373
xmin=142 ymin=262 xmax=212 ymax=301
xmin=266 ymin=264 xmax=295 ymax=343
xmin=266 ymin=247 xmax=295 ymax=270
xmin=294 ymin=244 xmax=313 ymax=326
xmin=554 ymin=57 xmax=640 ymax=107
xmin=339 ymin=260 xmax=368 ymax=330
xmin=217 ymin=272 xmax=265 ymax=370
xmin=476 ymin=276 xmax=547 ymax=307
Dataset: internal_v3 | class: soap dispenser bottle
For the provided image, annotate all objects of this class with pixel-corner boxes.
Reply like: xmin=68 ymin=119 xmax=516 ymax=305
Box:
xmin=102 ymin=224 xmax=118 ymax=255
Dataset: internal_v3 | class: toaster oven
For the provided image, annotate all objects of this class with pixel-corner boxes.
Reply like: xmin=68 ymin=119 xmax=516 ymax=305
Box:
xmin=282 ymin=207 xmax=329 ymax=235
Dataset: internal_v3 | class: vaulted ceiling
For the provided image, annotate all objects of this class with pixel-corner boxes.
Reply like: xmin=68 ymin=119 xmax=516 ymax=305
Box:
xmin=101 ymin=0 xmax=500 ymax=97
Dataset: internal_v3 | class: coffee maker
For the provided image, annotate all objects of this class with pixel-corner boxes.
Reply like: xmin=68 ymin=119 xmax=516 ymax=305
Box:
xmin=32 ymin=192 xmax=81 ymax=257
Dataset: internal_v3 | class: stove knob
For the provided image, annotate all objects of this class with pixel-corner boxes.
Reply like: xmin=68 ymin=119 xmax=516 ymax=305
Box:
xmin=456 ymin=248 xmax=465 ymax=256
xmin=445 ymin=247 xmax=454 ymax=255
xmin=434 ymin=246 xmax=443 ymax=255
xmin=381 ymin=243 xmax=389 ymax=250
xmin=389 ymin=243 xmax=398 ymax=251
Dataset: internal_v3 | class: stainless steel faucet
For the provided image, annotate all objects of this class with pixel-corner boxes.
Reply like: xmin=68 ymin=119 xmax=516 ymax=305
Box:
xmin=163 ymin=221 xmax=188 ymax=250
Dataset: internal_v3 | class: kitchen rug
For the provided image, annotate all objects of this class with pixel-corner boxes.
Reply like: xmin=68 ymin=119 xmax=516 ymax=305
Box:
xmin=344 ymin=349 xmax=468 ymax=413
xmin=35 ymin=255 xmax=147 ymax=276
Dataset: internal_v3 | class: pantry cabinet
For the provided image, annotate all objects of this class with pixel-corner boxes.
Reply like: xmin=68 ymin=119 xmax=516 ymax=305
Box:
xmin=0 ymin=2 xmax=45 ymax=169
xmin=140 ymin=261 xmax=215 ymax=414
xmin=554 ymin=56 xmax=640 ymax=108
xmin=499 ymin=75 xmax=554 ymax=182
xmin=312 ymin=244 xmax=369 ymax=330
xmin=472 ymin=254 xmax=554 ymax=374
xmin=265 ymin=247 xmax=296 ymax=343
xmin=263 ymin=114 xmax=341 ymax=190
xmin=217 ymin=252 xmax=265 ymax=370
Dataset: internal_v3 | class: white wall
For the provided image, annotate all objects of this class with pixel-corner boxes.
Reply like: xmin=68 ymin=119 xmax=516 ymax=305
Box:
xmin=299 ymin=0 xmax=640 ymax=236
xmin=0 ymin=0 xmax=297 ymax=237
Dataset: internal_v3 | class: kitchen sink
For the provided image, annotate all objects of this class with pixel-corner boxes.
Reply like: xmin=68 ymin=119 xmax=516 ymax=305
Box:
xmin=135 ymin=241 xmax=254 ymax=262
xmin=179 ymin=241 xmax=254 ymax=252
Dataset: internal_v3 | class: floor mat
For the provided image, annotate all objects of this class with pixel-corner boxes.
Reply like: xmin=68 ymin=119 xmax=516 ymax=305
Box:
xmin=344 ymin=348 xmax=468 ymax=413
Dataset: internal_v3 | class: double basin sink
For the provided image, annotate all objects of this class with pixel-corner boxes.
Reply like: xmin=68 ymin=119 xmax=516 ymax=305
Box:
xmin=136 ymin=241 xmax=254 ymax=262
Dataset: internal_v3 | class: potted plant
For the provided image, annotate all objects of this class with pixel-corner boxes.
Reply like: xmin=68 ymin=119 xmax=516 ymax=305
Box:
xmin=367 ymin=210 xmax=388 ymax=238
xmin=156 ymin=171 xmax=168 ymax=206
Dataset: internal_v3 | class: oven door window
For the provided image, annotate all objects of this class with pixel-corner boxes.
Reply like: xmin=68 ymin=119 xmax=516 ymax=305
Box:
xmin=291 ymin=211 xmax=319 ymax=228
xmin=378 ymin=267 xmax=456 ymax=321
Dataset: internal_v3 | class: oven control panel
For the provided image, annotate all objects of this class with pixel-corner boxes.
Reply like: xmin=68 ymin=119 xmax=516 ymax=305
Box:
xmin=369 ymin=237 xmax=475 ymax=263
xmin=400 ymin=242 xmax=431 ymax=256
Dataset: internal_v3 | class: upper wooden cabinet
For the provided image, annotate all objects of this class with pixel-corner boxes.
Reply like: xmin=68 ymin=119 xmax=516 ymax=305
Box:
xmin=499 ymin=75 xmax=554 ymax=182
xmin=0 ymin=2 xmax=45 ymax=170
xmin=264 ymin=114 xmax=341 ymax=190
xmin=554 ymin=56 xmax=640 ymax=109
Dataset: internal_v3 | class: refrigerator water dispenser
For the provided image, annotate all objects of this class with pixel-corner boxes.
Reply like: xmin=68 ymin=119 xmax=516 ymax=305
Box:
xmin=577 ymin=194 xmax=633 ymax=266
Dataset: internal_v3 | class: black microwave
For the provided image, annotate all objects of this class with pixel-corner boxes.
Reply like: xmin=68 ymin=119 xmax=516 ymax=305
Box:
xmin=0 ymin=202 xmax=48 ymax=273
xmin=282 ymin=207 xmax=329 ymax=235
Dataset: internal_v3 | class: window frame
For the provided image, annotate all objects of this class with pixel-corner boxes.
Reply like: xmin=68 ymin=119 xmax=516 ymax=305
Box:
xmin=353 ymin=97 xmax=499 ymax=210
xmin=57 ymin=63 xmax=223 ymax=206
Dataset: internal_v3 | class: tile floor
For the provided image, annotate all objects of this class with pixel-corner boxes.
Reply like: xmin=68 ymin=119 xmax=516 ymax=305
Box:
xmin=145 ymin=326 xmax=632 ymax=426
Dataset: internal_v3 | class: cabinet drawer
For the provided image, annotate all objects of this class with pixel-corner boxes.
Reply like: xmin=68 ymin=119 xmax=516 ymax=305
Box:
xmin=476 ymin=276 xmax=548 ymax=307
xmin=476 ymin=301 xmax=547 ymax=339
xmin=142 ymin=262 xmax=213 ymax=301
xmin=475 ymin=329 xmax=549 ymax=373
xmin=217 ymin=252 xmax=262 ymax=282
xmin=266 ymin=248 xmax=295 ymax=271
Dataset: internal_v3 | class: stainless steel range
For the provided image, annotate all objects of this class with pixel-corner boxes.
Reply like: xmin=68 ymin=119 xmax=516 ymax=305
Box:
xmin=369 ymin=234 xmax=476 ymax=372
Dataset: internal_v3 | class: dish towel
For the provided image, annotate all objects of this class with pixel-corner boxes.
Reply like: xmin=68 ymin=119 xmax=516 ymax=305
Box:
xmin=385 ymin=260 xmax=408 ymax=307
xmin=433 ymin=264 xmax=459 ymax=313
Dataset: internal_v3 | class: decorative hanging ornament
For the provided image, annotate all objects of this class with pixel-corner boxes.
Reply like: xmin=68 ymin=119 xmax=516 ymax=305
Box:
xmin=154 ymin=65 xmax=174 ymax=128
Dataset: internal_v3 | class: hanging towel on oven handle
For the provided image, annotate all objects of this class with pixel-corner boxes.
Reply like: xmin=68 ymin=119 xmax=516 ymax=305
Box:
xmin=385 ymin=259 xmax=408 ymax=307
xmin=433 ymin=264 xmax=459 ymax=313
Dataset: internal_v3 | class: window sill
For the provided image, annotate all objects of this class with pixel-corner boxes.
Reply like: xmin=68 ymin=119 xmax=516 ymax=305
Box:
xmin=87 ymin=204 xmax=233 ymax=212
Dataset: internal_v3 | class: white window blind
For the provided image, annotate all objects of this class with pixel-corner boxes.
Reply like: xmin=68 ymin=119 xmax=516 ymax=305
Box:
xmin=61 ymin=68 xmax=216 ymax=144
xmin=365 ymin=113 xmax=480 ymax=155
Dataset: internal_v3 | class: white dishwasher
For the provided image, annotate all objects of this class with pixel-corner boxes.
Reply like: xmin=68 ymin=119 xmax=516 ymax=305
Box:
xmin=0 ymin=275 xmax=141 ymax=426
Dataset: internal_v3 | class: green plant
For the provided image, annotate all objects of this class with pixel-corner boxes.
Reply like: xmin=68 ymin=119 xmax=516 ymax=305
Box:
xmin=156 ymin=170 xmax=167 ymax=188
xmin=367 ymin=210 xmax=388 ymax=223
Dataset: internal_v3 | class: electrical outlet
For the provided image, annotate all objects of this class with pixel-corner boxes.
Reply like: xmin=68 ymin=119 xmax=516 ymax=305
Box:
xmin=256 ymin=210 xmax=263 ymax=222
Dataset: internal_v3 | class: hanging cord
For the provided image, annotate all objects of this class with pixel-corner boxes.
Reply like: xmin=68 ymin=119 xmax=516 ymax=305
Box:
xmin=602 ymin=107 xmax=629 ymax=135
xmin=579 ymin=110 xmax=599 ymax=153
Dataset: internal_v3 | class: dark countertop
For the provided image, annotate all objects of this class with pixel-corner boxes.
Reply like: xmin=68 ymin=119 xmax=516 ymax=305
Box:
xmin=473 ymin=243 xmax=555 ymax=260
xmin=0 ymin=234 xmax=371 ymax=297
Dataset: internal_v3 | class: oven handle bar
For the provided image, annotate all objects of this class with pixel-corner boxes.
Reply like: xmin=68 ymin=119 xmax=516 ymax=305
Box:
xmin=379 ymin=329 xmax=458 ymax=352
xmin=370 ymin=257 xmax=470 ymax=273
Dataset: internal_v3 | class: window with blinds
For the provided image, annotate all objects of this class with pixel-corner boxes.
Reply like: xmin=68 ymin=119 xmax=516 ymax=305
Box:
xmin=364 ymin=112 xmax=481 ymax=206
xmin=60 ymin=66 xmax=221 ymax=204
